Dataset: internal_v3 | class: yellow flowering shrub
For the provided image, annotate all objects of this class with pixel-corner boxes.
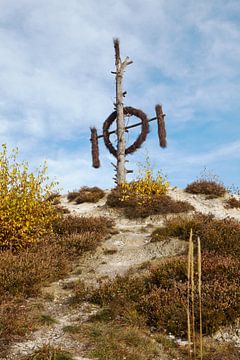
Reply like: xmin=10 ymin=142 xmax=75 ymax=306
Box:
xmin=120 ymin=157 xmax=170 ymax=206
xmin=0 ymin=144 xmax=59 ymax=250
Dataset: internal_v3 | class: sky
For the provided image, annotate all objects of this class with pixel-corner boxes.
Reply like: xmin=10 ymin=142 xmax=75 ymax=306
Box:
xmin=0 ymin=0 xmax=240 ymax=193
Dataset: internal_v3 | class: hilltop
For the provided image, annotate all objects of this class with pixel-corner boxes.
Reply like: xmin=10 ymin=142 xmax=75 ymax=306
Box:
xmin=2 ymin=186 xmax=240 ymax=360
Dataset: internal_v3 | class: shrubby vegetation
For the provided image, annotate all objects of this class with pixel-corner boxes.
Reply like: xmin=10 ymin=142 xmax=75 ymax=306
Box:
xmin=185 ymin=169 xmax=227 ymax=198
xmin=86 ymin=253 xmax=240 ymax=338
xmin=185 ymin=180 xmax=226 ymax=198
xmin=67 ymin=186 xmax=105 ymax=204
xmin=225 ymin=197 xmax=240 ymax=209
xmin=23 ymin=344 xmax=73 ymax=360
xmin=0 ymin=145 xmax=113 ymax=354
xmin=151 ymin=213 xmax=240 ymax=257
xmin=107 ymin=162 xmax=193 ymax=218
xmin=0 ymin=144 xmax=58 ymax=250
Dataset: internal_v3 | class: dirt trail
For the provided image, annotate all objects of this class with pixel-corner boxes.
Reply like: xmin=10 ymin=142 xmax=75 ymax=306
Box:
xmin=4 ymin=189 xmax=240 ymax=359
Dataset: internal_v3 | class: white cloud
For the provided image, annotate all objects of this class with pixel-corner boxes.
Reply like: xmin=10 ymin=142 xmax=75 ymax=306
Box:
xmin=0 ymin=0 xmax=239 ymax=189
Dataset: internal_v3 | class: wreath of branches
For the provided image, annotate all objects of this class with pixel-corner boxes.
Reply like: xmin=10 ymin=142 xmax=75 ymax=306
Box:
xmin=103 ymin=106 xmax=149 ymax=158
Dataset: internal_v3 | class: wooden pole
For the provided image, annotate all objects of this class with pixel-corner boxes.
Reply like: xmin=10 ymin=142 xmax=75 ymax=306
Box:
xmin=113 ymin=38 xmax=133 ymax=185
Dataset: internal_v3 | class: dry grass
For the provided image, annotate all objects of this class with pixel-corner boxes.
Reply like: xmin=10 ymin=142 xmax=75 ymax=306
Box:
xmin=150 ymin=213 xmax=240 ymax=257
xmin=202 ymin=341 xmax=240 ymax=360
xmin=107 ymin=187 xmax=194 ymax=218
xmin=67 ymin=321 xmax=161 ymax=360
xmin=67 ymin=186 xmax=105 ymax=204
xmin=52 ymin=214 xmax=113 ymax=237
xmin=224 ymin=197 xmax=240 ymax=209
xmin=185 ymin=180 xmax=226 ymax=198
xmin=0 ymin=214 xmax=113 ymax=350
xmin=46 ymin=192 xmax=61 ymax=205
xmin=84 ymin=253 xmax=240 ymax=338
xmin=23 ymin=344 xmax=73 ymax=359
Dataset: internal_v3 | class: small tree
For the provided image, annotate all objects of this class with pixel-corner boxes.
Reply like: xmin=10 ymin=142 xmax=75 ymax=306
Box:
xmin=0 ymin=144 xmax=59 ymax=250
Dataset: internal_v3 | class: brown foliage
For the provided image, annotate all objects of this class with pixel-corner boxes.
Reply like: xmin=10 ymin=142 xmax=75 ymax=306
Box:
xmin=67 ymin=186 xmax=104 ymax=204
xmin=107 ymin=187 xmax=194 ymax=218
xmin=45 ymin=192 xmax=61 ymax=205
xmin=52 ymin=214 xmax=113 ymax=236
xmin=225 ymin=197 xmax=240 ymax=209
xmin=0 ymin=215 xmax=113 ymax=348
xmin=185 ymin=180 xmax=226 ymax=198
xmin=23 ymin=344 xmax=73 ymax=359
xmin=89 ymin=254 xmax=240 ymax=337
xmin=151 ymin=213 xmax=240 ymax=257
xmin=204 ymin=345 xmax=240 ymax=360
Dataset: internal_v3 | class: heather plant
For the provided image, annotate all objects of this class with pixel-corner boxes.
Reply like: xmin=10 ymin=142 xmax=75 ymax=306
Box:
xmin=120 ymin=156 xmax=170 ymax=206
xmin=185 ymin=168 xmax=226 ymax=198
xmin=88 ymin=253 xmax=240 ymax=338
xmin=0 ymin=144 xmax=58 ymax=250
xmin=67 ymin=186 xmax=104 ymax=204
xmin=151 ymin=213 xmax=240 ymax=257
xmin=224 ymin=197 xmax=240 ymax=209
xmin=107 ymin=158 xmax=193 ymax=217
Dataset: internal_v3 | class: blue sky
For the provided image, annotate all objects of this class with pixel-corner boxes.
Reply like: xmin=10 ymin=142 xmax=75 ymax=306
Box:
xmin=0 ymin=0 xmax=240 ymax=192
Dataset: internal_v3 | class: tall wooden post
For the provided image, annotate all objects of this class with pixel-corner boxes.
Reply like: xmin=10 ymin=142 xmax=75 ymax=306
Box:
xmin=113 ymin=38 xmax=132 ymax=185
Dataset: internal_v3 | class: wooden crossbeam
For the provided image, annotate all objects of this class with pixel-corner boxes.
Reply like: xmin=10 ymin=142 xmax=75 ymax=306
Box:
xmin=96 ymin=114 xmax=165 ymax=140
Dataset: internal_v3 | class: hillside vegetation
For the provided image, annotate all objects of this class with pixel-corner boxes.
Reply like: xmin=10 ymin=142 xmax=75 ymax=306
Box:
xmin=0 ymin=147 xmax=239 ymax=359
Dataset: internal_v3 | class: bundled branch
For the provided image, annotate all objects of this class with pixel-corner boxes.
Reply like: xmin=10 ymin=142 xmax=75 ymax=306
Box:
xmin=155 ymin=104 xmax=167 ymax=148
xmin=90 ymin=127 xmax=100 ymax=168
xmin=113 ymin=38 xmax=120 ymax=65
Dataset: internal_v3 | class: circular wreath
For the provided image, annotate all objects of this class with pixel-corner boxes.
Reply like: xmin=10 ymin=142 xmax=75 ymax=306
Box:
xmin=103 ymin=106 xmax=149 ymax=158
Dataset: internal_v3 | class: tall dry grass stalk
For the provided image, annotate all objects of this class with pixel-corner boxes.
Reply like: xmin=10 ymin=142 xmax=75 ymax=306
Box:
xmin=187 ymin=229 xmax=193 ymax=360
xmin=187 ymin=230 xmax=203 ymax=360
xmin=198 ymin=237 xmax=203 ymax=360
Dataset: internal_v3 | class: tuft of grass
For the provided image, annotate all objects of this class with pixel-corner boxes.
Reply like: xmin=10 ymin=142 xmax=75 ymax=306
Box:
xmin=23 ymin=344 xmax=73 ymax=360
xmin=107 ymin=187 xmax=194 ymax=219
xmin=62 ymin=325 xmax=81 ymax=334
xmin=46 ymin=192 xmax=61 ymax=205
xmin=55 ymin=205 xmax=71 ymax=214
xmin=151 ymin=213 xmax=240 ymax=257
xmin=225 ymin=197 xmax=240 ymax=209
xmin=67 ymin=191 xmax=80 ymax=202
xmin=72 ymin=321 xmax=161 ymax=360
xmin=202 ymin=342 xmax=240 ymax=360
xmin=103 ymin=248 xmax=118 ymax=255
xmin=185 ymin=180 xmax=226 ymax=198
xmin=38 ymin=314 xmax=58 ymax=326
xmin=67 ymin=186 xmax=104 ymax=204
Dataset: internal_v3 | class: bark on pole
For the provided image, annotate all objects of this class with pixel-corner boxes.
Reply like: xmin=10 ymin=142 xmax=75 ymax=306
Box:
xmin=113 ymin=38 xmax=133 ymax=186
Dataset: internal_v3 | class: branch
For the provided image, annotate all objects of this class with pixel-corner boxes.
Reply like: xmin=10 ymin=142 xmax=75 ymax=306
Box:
xmin=113 ymin=38 xmax=120 ymax=65
xmin=121 ymin=56 xmax=133 ymax=70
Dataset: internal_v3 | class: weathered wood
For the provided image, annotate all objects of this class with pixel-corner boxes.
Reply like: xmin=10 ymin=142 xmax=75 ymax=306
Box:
xmin=113 ymin=38 xmax=132 ymax=185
